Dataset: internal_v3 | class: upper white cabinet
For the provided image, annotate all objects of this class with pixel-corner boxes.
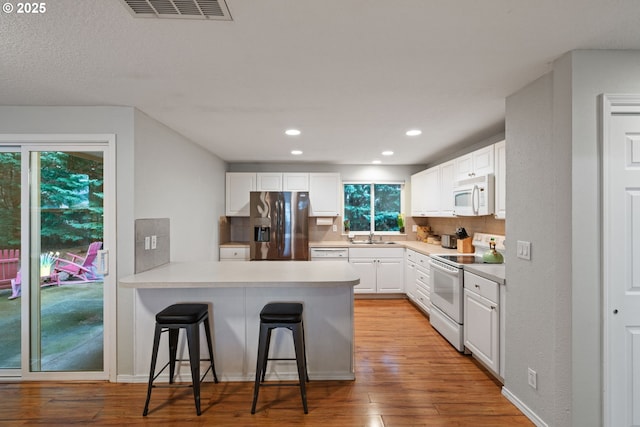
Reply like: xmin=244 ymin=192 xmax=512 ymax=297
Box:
xmin=226 ymin=173 xmax=256 ymax=216
xmin=308 ymin=173 xmax=341 ymax=216
xmin=455 ymin=145 xmax=494 ymax=182
xmin=411 ymin=161 xmax=455 ymax=218
xmin=494 ymin=140 xmax=506 ymax=219
xmin=283 ymin=173 xmax=309 ymax=191
xmin=256 ymin=173 xmax=283 ymax=191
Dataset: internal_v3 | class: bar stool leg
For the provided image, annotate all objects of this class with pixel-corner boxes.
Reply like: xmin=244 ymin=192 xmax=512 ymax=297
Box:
xmin=292 ymin=323 xmax=309 ymax=414
xmin=301 ymin=321 xmax=309 ymax=382
xmin=251 ymin=323 xmax=270 ymax=414
xmin=168 ymin=328 xmax=179 ymax=384
xmin=203 ymin=316 xmax=219 ymax=383
xmin=143 ymin=324 xmax=163 ymax=416
xmin=186 ymin=323 xmax=202 ymax=416
xmin=260 ymin=327 xmax=273 ymax=382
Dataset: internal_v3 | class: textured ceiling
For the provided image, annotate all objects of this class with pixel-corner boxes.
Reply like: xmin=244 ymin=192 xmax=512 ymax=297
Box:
xmin=2 ymin=0 xmax=640 ymax=165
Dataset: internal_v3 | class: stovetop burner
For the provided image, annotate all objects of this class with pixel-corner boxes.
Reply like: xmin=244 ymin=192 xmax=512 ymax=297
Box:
xmin=433 ymin=254 xmax=485 ymax=265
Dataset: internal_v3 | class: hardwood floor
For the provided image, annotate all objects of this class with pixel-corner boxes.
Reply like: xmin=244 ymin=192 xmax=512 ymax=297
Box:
xmin=0 ymin=299 xmax=532 ymax=426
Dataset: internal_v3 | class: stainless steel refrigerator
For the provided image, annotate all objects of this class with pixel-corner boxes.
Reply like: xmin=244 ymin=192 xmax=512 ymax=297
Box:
xmin=249 ymin=191 xmax=309 ymax=260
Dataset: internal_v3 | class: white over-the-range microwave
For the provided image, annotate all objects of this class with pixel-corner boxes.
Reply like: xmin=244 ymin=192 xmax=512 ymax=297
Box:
xmin=452 ymin=174 xmax=495 ymax=216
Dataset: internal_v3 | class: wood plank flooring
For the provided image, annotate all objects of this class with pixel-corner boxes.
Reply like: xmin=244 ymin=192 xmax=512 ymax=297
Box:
xmin=0 ymin=299 xmax=533 ymax=426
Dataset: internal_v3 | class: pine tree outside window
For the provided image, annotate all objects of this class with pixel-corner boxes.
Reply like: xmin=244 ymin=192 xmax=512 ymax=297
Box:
xmin=343 ymin=183 xmax=403 ymax=233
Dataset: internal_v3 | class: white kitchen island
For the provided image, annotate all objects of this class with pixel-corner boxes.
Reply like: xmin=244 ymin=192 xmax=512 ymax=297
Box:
xmin=119 ymin=261 xmax=360 ymax=383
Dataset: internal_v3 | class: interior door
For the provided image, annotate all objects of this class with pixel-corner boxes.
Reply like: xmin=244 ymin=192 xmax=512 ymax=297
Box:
xmin=604 ymin=97 xmax=640 ymax=426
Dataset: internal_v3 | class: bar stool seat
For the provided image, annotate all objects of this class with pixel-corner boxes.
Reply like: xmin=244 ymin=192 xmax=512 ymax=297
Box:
xmin=251 ymin=302 xmax=309 ymax=414
xmin=143 ymin=303 xmax=219 ymax=416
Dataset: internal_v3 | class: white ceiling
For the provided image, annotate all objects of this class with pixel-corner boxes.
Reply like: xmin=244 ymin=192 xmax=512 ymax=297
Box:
xmin=2 ymin=1 xmax=640 ymax=165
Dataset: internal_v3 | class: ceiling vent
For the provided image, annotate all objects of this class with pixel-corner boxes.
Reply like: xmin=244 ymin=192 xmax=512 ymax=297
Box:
xmin=120 ymin=0 xmax=232 ymax=20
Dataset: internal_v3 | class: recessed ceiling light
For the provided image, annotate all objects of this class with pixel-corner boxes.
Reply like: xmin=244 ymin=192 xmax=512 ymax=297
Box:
xmin=291 ymin=150 xmax=303 ymax=155
xmin=285 ymin=129 xmax=301 ymax=136
xmin=406 ymin=129 xmax=422 ymax=136
xmin=382 ymin=151 xmax=394 ymax=156
xmin=372 ymin=160 xmax=382 ymax=164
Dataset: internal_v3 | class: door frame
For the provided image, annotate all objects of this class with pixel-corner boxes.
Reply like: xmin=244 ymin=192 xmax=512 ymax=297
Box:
xmin=0 ymin=134 xmax=117 ymax=381
xmin=601 ymin=94 xmax=640 ymax=426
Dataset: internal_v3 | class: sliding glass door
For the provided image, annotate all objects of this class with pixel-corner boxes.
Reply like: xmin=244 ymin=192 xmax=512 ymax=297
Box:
xmin=0 ymin=136 xmax=115 ymax=380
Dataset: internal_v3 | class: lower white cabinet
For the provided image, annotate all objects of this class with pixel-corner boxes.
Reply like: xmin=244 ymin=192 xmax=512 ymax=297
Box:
xmin=405 ymin=250 xmax=431 ymax=314
xmin=463 ymin=271 xmax=499 ymax=375
xmin=349 ymin=247 xmax=404 ymax=294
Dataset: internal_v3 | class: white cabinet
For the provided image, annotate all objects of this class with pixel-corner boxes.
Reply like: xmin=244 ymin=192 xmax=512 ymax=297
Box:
xmin=226 ymin=173 xmax=256 ymax=216
xmin=455 ymin=145 xmax=495 ymax=182
xmin=413 ymin=252 xmax=431 ymax=314
xmin=494 ymin=140 xmax=506 ymax=219
xmin=411 ymin=167 xmax=439 ymax=216
xmin=463 ymin=271 xmax=500 ymax=375
xmin=309 ymin=173 xmax=341 ymax=216
xmin=404 ymin=250 xmax=417 ymax=299
xmin=411 ymin=162 xmax=455 ymax=218
xmin=438 ymin=160 xmax=456 ymax=217
xmin=349 ymin=247 xmax=404 ymax=294
xmin=283 ymin=173 xmax=309 ymax=191
xmin=256 ymin=173 xmax=283 ymax=191
xmin=257 ymin=172 xmax=310 ymax=191
xmin=219 ymin=246 xmax=249 ymax=261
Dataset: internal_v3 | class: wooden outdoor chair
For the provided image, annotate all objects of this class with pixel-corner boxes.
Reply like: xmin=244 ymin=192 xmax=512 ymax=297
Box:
xmin=52 ymin=242 xmax=103 ymax=285
xmin=0 ymin=249 xmax=20 ymax=298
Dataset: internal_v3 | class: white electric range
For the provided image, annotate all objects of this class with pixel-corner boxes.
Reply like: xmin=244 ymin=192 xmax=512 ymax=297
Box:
xmin=429 ymin=233 xmax=505 ymax=352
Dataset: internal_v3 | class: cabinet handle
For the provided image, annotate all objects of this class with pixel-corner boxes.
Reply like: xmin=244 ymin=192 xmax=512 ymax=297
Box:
xmin=475 ymin=284 xmax=480 ymax=288
xmin=491 ymin=306 xmax=496 ymax=310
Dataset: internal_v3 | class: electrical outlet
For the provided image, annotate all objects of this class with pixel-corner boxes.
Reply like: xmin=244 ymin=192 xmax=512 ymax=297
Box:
xmin=528 ymin=367 xmax=537 ymax=389
xmin=144 ymin=236 xmax=150 ymax=250
xmin=333 ymin=224 xmax=337 ymax=232
xmin=517 ymin=240 xmax=531 ymax=260
xmin=412 ymin=224 xmax=418 ymax=232
xmin=151 ymin=235 xmax=157 ymax=250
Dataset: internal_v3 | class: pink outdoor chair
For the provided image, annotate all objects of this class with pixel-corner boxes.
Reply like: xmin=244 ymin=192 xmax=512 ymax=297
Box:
xmin=52 ymin=241 xmax=103 ymax=285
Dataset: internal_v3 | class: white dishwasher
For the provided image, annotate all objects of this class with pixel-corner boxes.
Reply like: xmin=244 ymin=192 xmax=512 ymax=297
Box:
xmin=310 ymin=247 xmax=349 ymax=261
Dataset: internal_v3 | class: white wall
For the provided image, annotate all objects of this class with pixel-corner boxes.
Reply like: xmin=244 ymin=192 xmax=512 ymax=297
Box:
xmin=505 ymin=50 xmax=640 ymax=427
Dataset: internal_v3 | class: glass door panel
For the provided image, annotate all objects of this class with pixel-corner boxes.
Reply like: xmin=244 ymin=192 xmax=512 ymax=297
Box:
xmin=0 ymin=149 xmax=22 ymax=370
xmin=29 ymin=150 xmax=105 ymax=372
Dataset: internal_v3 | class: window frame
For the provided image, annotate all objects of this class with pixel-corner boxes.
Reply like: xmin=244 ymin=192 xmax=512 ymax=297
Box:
xmin=342 ymin=181 xmax=405 ymax=235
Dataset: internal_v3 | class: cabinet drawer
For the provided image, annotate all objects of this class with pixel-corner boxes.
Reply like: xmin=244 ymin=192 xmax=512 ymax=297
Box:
xmin=464 ymin=271 xmax=498 ymax=303
xmin=415 ymin=287 xmax=431 ymax=313
xmin=416 ymin=268 xmax=430 ymax=292
xmin=220 ymin=247 xmax=249 ymax=260
xmin=415 ymin=252 xmax=430 ymax=270
xmin=406 ymin=249 xmax=417 ymax=263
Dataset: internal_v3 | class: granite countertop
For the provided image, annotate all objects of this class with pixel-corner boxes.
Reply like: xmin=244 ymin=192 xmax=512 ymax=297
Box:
xmin=119 ymin=260 xmax=360 ymax=289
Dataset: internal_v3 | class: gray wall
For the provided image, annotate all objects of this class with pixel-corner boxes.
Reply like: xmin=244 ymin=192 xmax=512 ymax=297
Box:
xmin=504 ymin=50 xmax=640 ymax=427
xmin=0 ymin=106 xmax=228 ymax=379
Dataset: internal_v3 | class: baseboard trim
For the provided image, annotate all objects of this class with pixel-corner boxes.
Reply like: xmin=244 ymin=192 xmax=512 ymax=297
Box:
xmin=501 ymin=386 xmax=549 ymax=427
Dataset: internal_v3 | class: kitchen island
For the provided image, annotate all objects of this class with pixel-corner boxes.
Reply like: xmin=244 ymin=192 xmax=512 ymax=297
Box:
xmin=119 ymin=261 xmax=360 ymax=383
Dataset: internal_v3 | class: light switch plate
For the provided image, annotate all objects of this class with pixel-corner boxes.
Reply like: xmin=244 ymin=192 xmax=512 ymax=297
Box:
xmin=517 ymin=240 xmax=531 ymax=260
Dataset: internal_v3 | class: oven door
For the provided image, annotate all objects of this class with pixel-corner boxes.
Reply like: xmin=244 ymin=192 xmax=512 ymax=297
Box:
xmin=429 ymin=258 xmax=463 ymax=324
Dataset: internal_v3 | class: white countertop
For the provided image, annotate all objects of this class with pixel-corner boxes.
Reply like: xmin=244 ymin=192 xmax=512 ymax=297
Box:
xmin=463 ymin=263 xmax=506 ymax=285
xmin=119 ymin=260 xmax=360 ymax=289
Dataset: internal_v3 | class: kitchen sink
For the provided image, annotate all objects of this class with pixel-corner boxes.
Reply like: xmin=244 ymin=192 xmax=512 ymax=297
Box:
xmin=350 ymin=241 xmax=397 ymax=245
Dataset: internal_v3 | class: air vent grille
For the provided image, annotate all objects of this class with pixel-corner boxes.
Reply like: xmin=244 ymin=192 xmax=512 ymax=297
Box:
xmin=120 ymin=0 xmax=232 ymax=20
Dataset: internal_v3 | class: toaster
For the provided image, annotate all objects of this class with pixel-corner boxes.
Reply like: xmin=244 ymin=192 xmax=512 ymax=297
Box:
xmin=441 ymin=234 xmax=457 ymax=249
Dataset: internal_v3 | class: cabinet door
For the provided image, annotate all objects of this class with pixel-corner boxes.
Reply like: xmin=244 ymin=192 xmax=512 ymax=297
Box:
xmin=256 ymin=173 xmax=283 ymax=191
xmin=439 ymin=160 xmax=456 ymax=217
xmin=464 ymin=289 xmax=499 ymax=374
xmin=226 ymin=173 xmax=256 ymax=216
xmin=472 ymin=145 xmax=495 ymax=177
xmin=411 ymin=170 xmax=428 ymax=216
xmin=423 ymin=167 xmax=440 ymax=215
xmin=309 ymin=173 xmax=341 ymax=216
xmin=283 ymin=173 xmax=309 ymax=191
xmin=455 ymin=153 xmax=474 ymax=181
xmin=404 ymin=259 xmax=417 ymax=299
xmin=494 ymin=140 xmax=506 ymax=219
xmin=377 ymin=258 xmax=404 ymax=293
xmin=349 ymin=258 xmax=377 ymax=293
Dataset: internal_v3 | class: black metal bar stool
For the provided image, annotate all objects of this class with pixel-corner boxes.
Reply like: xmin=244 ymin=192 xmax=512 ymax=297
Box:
xmin=143 ymin=303 xmax=219 ymax=416
xmin=251 ymin=302 xmax=309 ymax=414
